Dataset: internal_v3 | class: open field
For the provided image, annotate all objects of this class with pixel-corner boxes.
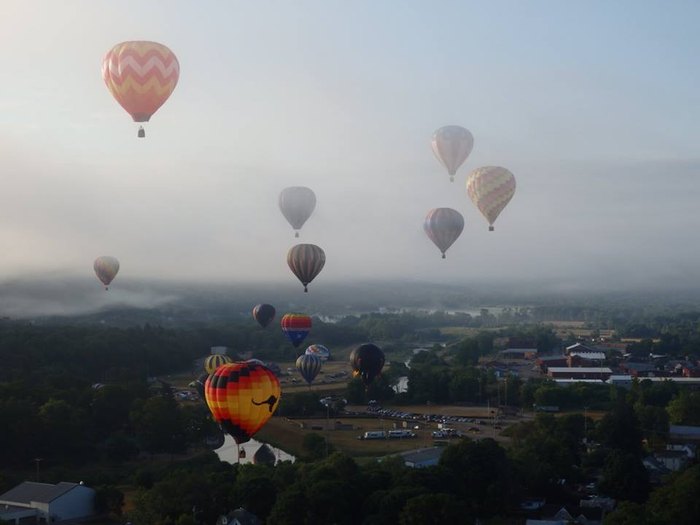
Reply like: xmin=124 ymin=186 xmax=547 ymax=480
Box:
xmin=258 ymin=416 xmax=445 ymax=458
xmin=256 ymin=401 xmax=522 ymax=459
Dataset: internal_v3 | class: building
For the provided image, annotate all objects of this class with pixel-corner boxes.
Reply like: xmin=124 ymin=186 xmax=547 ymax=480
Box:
xmin=536 ymin=355 xmax=568 ymax=372
xmin=500 ymin=348 xmax=538 ymax=360
xmin=0 ymin=481 xmax=95 ymax=524
xmin=669 ymin=425 xmax=700 ymax=442
xmin=547 ymin=367 xmax=612 ymax=381
xmin=568 ymin=352 xmax=606 ymax=367
xmin=565 ymin=343 xmax=597 ymax=354
xmin=619 ymin=362 xmax=662 ymax=378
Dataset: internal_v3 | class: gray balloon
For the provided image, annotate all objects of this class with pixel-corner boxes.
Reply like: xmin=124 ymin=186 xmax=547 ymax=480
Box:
xmin=279 ymin=186 xmax=316 ymax=237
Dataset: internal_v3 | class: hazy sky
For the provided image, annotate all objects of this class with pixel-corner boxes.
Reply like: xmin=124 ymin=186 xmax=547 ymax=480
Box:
xmin=1 ymin=0 xmax=699 ymax=293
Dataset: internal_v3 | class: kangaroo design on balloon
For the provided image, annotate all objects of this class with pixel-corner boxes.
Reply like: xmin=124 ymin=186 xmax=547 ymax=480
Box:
xmin=251 ymin=395 xmax=278 ymax=413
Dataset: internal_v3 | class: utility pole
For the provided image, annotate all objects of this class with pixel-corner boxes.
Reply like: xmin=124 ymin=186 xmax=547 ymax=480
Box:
xmin=34 ymin=458 xmax=42 ymax=482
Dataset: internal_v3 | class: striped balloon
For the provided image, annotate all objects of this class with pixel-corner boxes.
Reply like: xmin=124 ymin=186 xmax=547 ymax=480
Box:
xmin=205 ymin=354 xmax=232 ymax=375
xmin=424 ymin=208 xmax=465 ymax=258
xmin=93 ymin=256 xmax=120 ymax=290
xmin=279 ymin=187 xmax=316 ymax=237
xmin=287 ymin=244 xmax=325 ymax=292
xmin=204 ymin=362 xmax=281 ymax=445
xmin=281 ymin=313 xmax=312 ymax=349
xmin=296 ymin=354 xmax=322 ymax=385
xmin=102 ymin=41 xmax=179 ymax=135
xmin=431 ymin=125 xmax=474 ymax=181
xmin=466 ymin=166 xmax=516 ymax=231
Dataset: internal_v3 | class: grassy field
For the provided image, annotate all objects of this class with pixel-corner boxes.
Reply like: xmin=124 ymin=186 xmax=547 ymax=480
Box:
xmin=257 ymin=416 xmax=444 ymax=458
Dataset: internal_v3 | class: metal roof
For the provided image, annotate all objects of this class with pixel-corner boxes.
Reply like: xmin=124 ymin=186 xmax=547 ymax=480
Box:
xmin=548 ymin=367 xmax=612 ymax=373
xmin=0 ymin=482 xmax=78 ymax=505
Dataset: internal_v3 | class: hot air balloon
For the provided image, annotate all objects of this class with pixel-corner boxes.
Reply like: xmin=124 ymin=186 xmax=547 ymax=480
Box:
xmin=466 ymin=166 xmax=516 ymax=231
xmin=252 ymin=304 xmax=276 ymax=328
xmin=424 ymin=208 xmax=465 ymax=259
xmin=94 ymin=256 xmax=120 ymax=290
xmin=287 ymin=244 xmax=325 ymax=292
xmin=205 ymin=354 xmax=232 ymax=375
xmin=102 ymin=41 xmax=180 ymax=137
xmin=279 ymin=187 xmax=316 ymax=237
xmin=305 ymin=344 xmax=331 ymax=361
xmin=349 ymin=343 xmax=385 ymax=386
xmin=204 ymin=361 xmax=281 ymax=445
xmin=431 ymin=125 xmax=474 ymax=182
xmin=296 ymin=354 xmax=322 ymax=385
xmin=281 ymin=313 xmax=312 ymax=349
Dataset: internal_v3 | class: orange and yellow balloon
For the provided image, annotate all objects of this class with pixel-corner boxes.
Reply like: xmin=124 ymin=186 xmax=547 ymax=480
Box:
xmin=204 ymin=362 xmax=281 ymax=445
xmin=102 ymin=41 xmax=179 ymax=137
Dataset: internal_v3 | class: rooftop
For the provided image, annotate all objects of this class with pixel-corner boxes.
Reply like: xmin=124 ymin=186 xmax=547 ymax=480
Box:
xmin=548 ymin=367 xmax=612 ymax=373
xmin=0 ymin=482 xmax=80 ymax=505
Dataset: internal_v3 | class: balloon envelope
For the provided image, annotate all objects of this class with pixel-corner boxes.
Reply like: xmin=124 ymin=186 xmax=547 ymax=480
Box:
xmin=287 ymin=244 xmax=326 ymax=292
xmin=424 ymin=208 xmax=464 ymax=258
xmin=205 ymin=354 xmax=232 ymax=375
xmin=296 ymin=354 xmax=322 ymax=385
xmin=466 ymin=166 xmax=516 ymax=231
xmin=204 ymin=361 xmax=281 ymax=445
xmin=281 ymin=313 xmax=312 ymax=348
xmin=431 ymin=125 xmax=474 ymax=181
xmin=305 ymin=344 xmax=330 ymax=361
xmin=94 ymin=256 xmax=120 ymax=289
xmin=252 ymin=304 xmax=276 ymax=328
xmin=102 ymin=41 xmax=179 ymax=130
xmin=350 ymin=343 xmax=385 ymax=386
xmin=279 ymin=187 xmax=316 ymax=237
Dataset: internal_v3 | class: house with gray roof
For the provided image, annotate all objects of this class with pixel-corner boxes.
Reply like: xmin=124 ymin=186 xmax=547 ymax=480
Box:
xmin=0 ymin=481 xmax=95 ymax=524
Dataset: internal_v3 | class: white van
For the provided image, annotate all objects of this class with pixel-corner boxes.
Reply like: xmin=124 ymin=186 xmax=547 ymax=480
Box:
xmin=359 ymin=431 xmax=387 ymax=440
xmin=388 ymin=430 xmax=416 ymax=439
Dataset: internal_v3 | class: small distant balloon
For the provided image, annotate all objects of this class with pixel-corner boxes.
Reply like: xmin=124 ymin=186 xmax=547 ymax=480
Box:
xmin=94 ymin=256 xmax=120 ymax=290
xmin=349 ymin=343 xmax=385 ymax=386
xmin=252 ymin=304 xmax=276 ymax=328
xmin=424 ymin=208 xmax=464 ymax=259
xmin=431 ymin=125 xmax=474 ymax=182
xmin=279 ymin=186 xmax=316 ymax=237
xmin=305 ymin=344 xmax=330 ymax=361
xmin=287 ymin=244 xmax=325 ymax=292
xmin=466 ymin=166 xmax=516 ymax=231
xmin=205 ymin=354 xmax=232 ymax=375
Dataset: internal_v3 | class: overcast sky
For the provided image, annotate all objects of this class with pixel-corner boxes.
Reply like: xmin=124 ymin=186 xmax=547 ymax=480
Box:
xmin=1 ymin=0 xmax=699 ymax=294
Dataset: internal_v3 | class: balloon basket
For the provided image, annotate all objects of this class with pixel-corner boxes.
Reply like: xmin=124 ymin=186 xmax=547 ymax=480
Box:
xmin=489 ymin=226 xmax=494 ymax=231
xmin=137 ymin=126 xmax=145 ymax=138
